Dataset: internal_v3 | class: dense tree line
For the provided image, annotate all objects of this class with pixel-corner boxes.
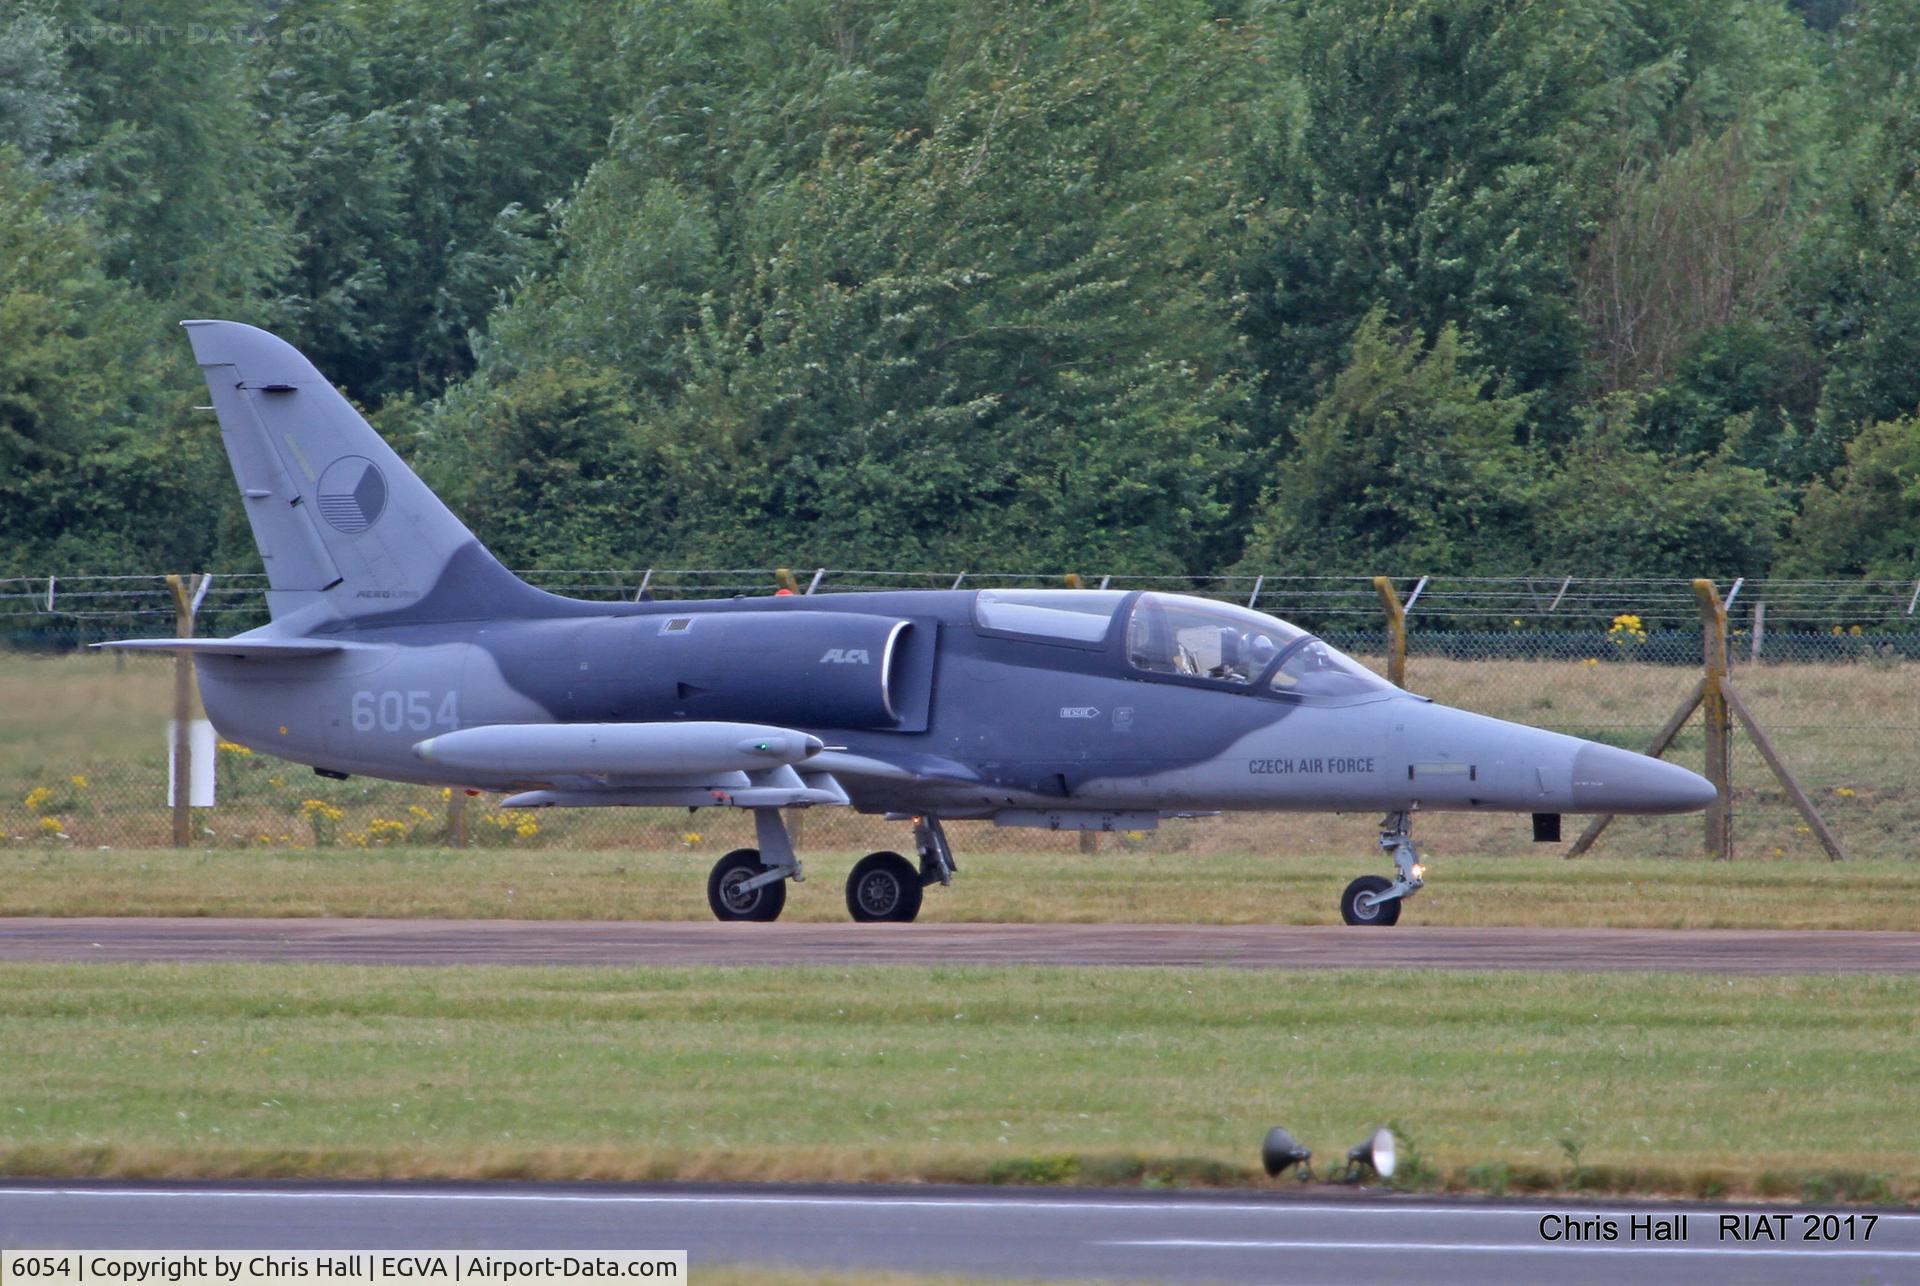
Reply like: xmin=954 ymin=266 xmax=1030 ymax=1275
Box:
xmin=4 ymin=0 xmax=1919 ymax=581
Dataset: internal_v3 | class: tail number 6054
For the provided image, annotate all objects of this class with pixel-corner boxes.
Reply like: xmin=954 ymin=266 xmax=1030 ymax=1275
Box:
xmin=351 ymin=689 xmax=459 ymax=733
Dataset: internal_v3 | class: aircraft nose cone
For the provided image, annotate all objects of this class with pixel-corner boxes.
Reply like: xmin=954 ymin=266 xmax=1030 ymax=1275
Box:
xmin=1571 ymin=742 xmax=1718 ymax=814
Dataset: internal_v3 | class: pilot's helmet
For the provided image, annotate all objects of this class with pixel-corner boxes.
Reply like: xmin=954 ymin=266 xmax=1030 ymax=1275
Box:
xmin=1246 ymin=633 xmax=1279 ymax=670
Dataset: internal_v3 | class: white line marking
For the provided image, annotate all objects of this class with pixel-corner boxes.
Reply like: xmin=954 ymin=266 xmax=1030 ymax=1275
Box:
xmin=1105 ymin=1239 xmax=1920 ymax=1259
xmin=0 ymin=1188 xmax=1913 ymax=1223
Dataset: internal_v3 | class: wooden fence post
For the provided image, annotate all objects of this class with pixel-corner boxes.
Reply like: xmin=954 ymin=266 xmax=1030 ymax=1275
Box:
xmin=447 ymin=791 xmax=468 ymax=848
xmin=1694 ymin=579 xmax=1733 ymax=861
xmin=165 ymin=574 xmax=197 ymax=850
xmin=1373 ymin=576 xmax=1407 ymax=688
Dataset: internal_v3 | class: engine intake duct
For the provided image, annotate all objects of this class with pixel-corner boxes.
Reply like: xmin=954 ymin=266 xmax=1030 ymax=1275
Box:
xmin=642 ymin=611 xmax=921 ymax=730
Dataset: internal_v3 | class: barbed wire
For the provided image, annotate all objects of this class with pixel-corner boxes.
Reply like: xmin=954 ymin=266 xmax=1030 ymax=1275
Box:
xmin=5 ymin=570 xmax=1920 ymax=635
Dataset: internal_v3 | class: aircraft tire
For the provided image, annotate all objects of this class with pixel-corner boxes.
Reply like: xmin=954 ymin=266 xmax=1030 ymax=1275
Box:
xmin=707 ymin=848 xmax=788 ymax=922
xmin=846 ymin=851 xmax=923 ymax=923
xmin=1340 ymin=874 xmax=1400 ymax=927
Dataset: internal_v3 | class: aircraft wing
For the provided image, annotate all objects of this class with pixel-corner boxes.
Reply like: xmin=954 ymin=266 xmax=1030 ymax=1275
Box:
xmin=92 ymin=638 xmax=367 ymax=659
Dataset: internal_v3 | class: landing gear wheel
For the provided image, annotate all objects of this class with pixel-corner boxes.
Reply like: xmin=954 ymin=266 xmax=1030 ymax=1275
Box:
xmin=1341 ymin=874 xmax=1400 ymax=927
xmin=708 ymin=848 xmax=787 ymax=922
xmin=846 ymin=851 xmax=923 ymax=923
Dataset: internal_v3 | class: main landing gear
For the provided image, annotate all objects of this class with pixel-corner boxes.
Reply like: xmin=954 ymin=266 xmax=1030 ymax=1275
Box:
xmin=1340 ymin=811 xmax=1427 ymax=927
xmin=705 ymin=810 xmax=957 ymax=924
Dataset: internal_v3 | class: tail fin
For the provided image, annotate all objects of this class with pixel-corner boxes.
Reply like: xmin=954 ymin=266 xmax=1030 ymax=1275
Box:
xmin=184 ymin=320 xmax=558 ymax=625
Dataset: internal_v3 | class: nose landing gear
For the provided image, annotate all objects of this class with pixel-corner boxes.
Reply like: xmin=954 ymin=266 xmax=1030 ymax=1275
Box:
xmin=1341 ymin=811 xmax=1426 ymax=927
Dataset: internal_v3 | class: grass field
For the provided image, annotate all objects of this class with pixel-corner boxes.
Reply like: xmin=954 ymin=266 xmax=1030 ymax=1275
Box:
xmin=5 ymin=649 xmax=1919 ymax=862
xmin=3 ymin=847 xmax=1918 ymax=928
xmin=0 ymin=962 xmax=1912 ymax=1202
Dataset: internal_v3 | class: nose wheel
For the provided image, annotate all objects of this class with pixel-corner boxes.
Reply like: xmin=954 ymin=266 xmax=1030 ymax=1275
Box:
xmin=1340 ymin=874 xmax=1400 ymax=926
xmin=1341 ymin=812 xmax=1426 ymax=926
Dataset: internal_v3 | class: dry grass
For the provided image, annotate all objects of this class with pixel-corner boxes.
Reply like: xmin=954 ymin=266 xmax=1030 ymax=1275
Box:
xmin=2 ymin=847 xmax=1916 ymax=928
xmin=0 ymin=963 xmax=1912 ymax=1202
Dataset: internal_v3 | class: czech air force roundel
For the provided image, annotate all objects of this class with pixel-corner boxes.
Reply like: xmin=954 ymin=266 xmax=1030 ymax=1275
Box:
xmin=315 ymin=455 xmax=388 ymax=534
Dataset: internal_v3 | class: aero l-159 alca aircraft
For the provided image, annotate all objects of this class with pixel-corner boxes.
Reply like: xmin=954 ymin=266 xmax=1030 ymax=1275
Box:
xmin=103 ymin=322 xmax=1716 ymax=926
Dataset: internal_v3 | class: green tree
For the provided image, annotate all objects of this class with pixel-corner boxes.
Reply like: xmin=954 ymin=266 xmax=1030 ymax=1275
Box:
xmin=416 ymin=361 xmax=649 ymax=569
xmin=1532 ymin=401 xmax=1790 ymax=576
xmin=0 ymin=5 xmax=80 ymax=189
xmin=462 ymin=3 xmax=1257 ymax=572
xmin=1790 ymin=1 xmax=1920 ymax=471
xmin=256 ymin=0 xmax=624 ymax=402
xmin=1237 ymin=308 xmax=1535 ymax=575
xmin=0 ymin=149 xmax=220 ymax=575
xmin=46 ymin=0 xmax=290 ymax=314
xmin=1245 ymin=0 xmax=1620 ymax=437
xmin=1778 ymin=415 xmax=1920 ymax=579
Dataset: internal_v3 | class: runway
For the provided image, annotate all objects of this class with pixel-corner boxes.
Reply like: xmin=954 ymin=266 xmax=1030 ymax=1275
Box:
xmin=1 ymin=917 xmax=1917 ymax=972
xmin=1 ymin=1181 xmax=1914 ymax=1284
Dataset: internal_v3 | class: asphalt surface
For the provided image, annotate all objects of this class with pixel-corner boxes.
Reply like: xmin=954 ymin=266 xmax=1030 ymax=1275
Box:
xmin=1 ymin=917 xmax=1918 ymax=973
xmin=1 ymin=1181 xmax=1915 ymax=1284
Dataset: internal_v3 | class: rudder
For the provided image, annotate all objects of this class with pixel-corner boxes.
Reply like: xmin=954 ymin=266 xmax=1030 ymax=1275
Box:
xmin=184 ymin=320 xmax=554 ymax=625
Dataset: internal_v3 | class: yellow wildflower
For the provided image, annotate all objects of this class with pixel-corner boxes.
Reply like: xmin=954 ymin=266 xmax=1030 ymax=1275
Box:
xmin=39 ymin=816 xmax=64 ymax=834
xmin=217 ymin=740 xmax=253 ymax=756
xmin=24 ymin=786 xmax=52 ymax=813
xmin=1835 ymin=787 xmax=1856 ymax=798
xmin=681 ymin=831 xmax=703 ymax=847
xmin=367 ymin=817 xmax=412 ymax=846
xmin=68 ymin=774 xmax=89 ymax=790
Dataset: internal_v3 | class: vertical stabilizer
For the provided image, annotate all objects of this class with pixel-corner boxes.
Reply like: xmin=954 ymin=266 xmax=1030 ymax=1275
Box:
xmin=183 ymin=320 xmax=555 ymax=625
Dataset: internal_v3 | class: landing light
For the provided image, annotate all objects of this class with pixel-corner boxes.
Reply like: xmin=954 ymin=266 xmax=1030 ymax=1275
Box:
xmin=1410 ymin=863 xmax=1426 ymax=881
xmin=1260 ymin=1126 xmax=1313 ymax=1180
xmin=1344 ymin=1127 xmax=1397 ymax=1182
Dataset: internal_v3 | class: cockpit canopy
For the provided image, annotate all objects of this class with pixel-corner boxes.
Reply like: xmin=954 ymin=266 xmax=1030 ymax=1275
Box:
xmin=972 ymin=589 xmax=1394 ymax=699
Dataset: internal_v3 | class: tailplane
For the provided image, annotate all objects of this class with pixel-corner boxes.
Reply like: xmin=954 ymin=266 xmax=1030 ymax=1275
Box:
xmin=184 ymin=320 xmax=557 ymax=625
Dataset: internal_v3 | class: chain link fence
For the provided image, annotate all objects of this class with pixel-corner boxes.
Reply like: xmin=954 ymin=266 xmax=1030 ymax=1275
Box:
xmin=4 ymin=570 xmax=1916 ymax=861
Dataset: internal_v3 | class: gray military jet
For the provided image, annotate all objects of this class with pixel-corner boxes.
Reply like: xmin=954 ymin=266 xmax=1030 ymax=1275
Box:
xmin=103 ymin=322 xmax=1716 ymax=926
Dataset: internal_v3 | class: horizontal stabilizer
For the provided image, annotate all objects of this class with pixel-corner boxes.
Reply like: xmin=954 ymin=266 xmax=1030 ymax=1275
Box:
xmin=415 ymin=721 xmax=825 ymax=778
xmin=92 ymin=638 xmax=362 ymax=660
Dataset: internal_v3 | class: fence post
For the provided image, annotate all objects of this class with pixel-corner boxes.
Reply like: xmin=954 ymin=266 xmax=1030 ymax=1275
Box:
xmin=165 ymin=574 xmax=198 ymax=850
xmin=1694 ymin=579 xmax=1733 ymax=861
xmin=447 ymin=791 xmax=468 ymax=848
xmin=1372 ymin=576 xmax=1407 ymax=688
